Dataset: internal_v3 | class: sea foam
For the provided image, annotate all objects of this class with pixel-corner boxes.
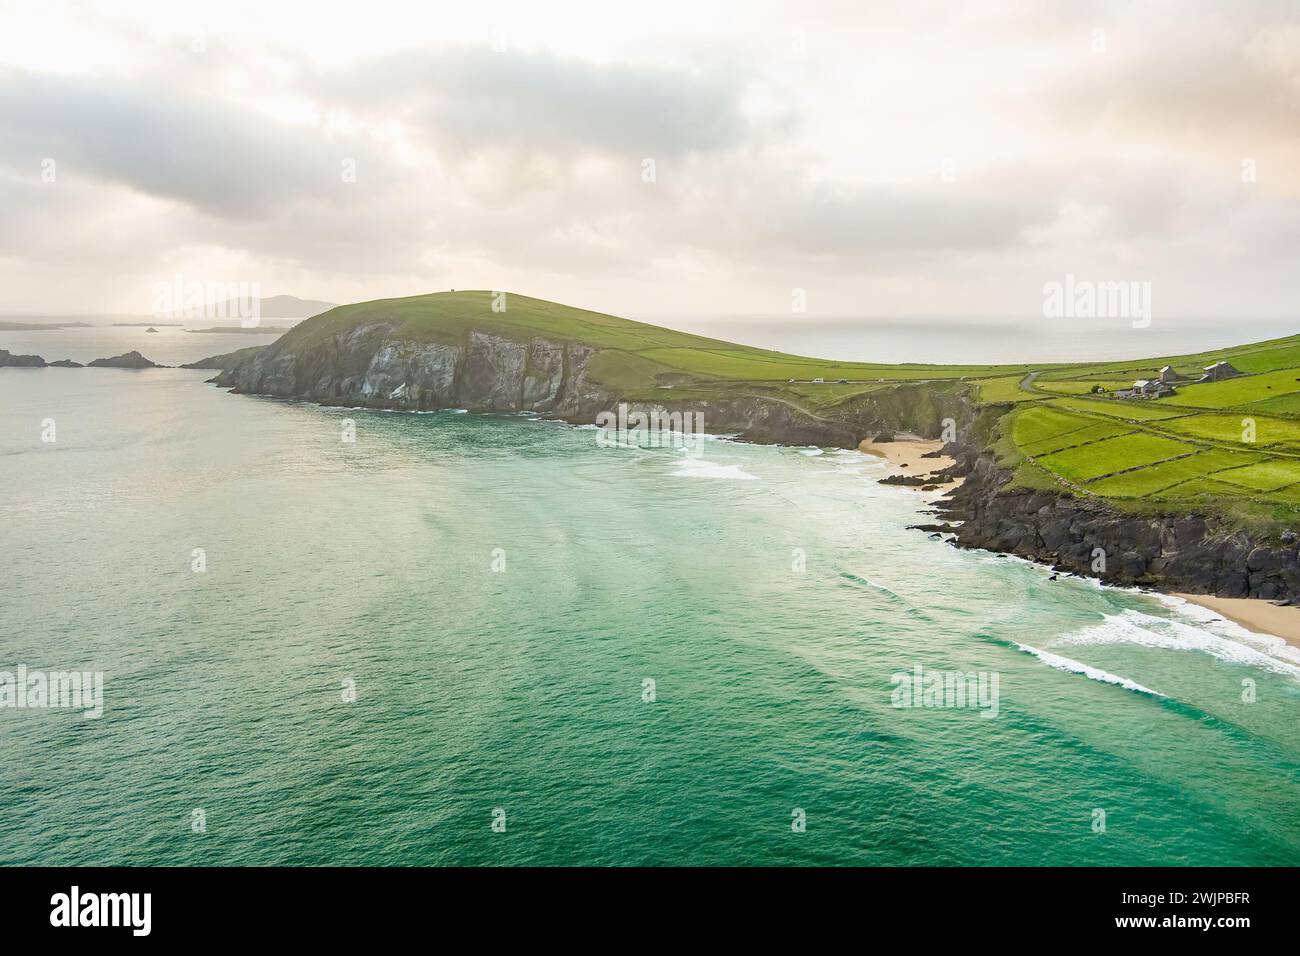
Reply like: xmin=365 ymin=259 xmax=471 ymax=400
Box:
xmin=1014 ymin=642 xmax=1166 ymax=697
xmin=670 ymin=458 xmax=759 ymax=480
xmin=1058 ymin=608 xmax=1300 ymax=679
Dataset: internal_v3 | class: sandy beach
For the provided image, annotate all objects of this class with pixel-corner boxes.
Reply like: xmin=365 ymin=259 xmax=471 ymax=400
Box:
xmin=858 ymin=437 xmax=963 ymax=498
xmin=1173 ymin=593 xmax=1300 ymax=649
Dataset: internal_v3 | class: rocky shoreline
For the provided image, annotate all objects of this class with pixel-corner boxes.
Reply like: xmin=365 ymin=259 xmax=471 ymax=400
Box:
xmin=195 ymin=324 xmax=1300 ymax=606
xmin=930 ymin=440 xmax=1300 ymax=605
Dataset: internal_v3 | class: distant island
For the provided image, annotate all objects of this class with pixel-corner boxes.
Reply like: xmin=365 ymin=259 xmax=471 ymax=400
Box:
xmin=1 ymin=348 xmax=163 ymax=369
xmin=87 ymin=350 xmax=162 ymax=368
xmin=183 ymin=324 xmax=298 ymax=334
xmin=0 ymin=320 xmax=93 ymax=331
xmin=160 ymin=294 xmax=335 ymax=321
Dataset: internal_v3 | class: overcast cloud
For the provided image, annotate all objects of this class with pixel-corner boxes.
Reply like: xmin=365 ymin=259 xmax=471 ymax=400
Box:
xmin=0 ymin=0 xmax=1297 ymax=323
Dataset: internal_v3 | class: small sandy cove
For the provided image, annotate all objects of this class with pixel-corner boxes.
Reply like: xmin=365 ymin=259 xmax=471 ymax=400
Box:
xmin=857 ymin=437 xmax=963 ymax=499
xmin=1175 ymin=594 xmax=1300 ymax=648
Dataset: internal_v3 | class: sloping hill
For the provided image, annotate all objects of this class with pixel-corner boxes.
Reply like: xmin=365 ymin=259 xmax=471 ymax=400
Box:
xmin=284 ymin=290 xmax=1038 ymax=400
xmin=208 ymin=288 xmax=1300 ymax=523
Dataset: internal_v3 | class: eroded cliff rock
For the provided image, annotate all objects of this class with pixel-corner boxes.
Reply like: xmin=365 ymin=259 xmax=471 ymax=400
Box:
xmin=936 ymin=444 xmax=1300 ymax=603
xmin=207 ymin=324 xmax=931 ymax=445
xmin=211 ymin=326 xmax=610 ymax=419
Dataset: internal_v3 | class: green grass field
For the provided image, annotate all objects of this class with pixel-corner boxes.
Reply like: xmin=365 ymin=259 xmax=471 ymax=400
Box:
xmin=1044 ymin=396 xmax=1187 ymax=421
xmin=275 ymin=290 xmax=1300 ymax=521
xmin=1160 ymin=413 xmax=1300 ymax=448
xmin=1035 ymin=433 xmax=1193 ymax=482
xmin=984 ymin=333 xmax=1300 ymax=521
xmin=1085 ymin=449 xmax=1257 ymax=497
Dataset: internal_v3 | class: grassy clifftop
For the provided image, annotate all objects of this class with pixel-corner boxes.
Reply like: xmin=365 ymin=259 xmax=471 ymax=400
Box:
xmin=277 ymin=290 xmax=1300 ymax=523
xmin=285 ymin=290 xmax=1037 ymax=404
xmin=982 ymin=335 xmax=1300 ymax=527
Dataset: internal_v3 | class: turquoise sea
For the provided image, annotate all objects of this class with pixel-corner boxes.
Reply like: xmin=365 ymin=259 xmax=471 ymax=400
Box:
xmin=2 ymin=343 xmax=1300 ymax=865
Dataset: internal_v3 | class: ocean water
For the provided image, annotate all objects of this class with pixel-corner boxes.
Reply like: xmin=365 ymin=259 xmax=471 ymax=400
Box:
xmin=2 ymin=366 xmax=1300 ymax=866
xmin=0 ymin=322 xmax=290 ymax=367
xmin=644 ymin=315 xmax=1300 ymax=365
xmin=6 ymin=314 xmax=1298 ymax=370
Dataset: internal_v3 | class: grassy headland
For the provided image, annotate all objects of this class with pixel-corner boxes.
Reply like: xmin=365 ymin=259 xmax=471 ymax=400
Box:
xmin=227 ymin=290 xmax=1300 ymax=528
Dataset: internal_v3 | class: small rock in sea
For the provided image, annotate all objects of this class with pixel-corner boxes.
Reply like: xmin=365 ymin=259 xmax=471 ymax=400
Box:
xmin=86 ymin=350 xmax=162 ymax=369
xmin=1049 ymin=574 xmax=1059 ymax=580
xmin=881 ymin=474 xmax=927 ymax=486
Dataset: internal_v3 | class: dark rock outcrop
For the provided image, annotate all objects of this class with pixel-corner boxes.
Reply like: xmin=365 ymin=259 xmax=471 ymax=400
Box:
xmin=881 ymin=474 xmax=928 ymax=486
xmin=213 ymin=325 xmax=609 ymax=417
xmin=47 ymin=359 xmax=83 ymax=367
xmin=0 ymin=348 xmax=46 ymax=367
xmin=86 ymin=351 xmax=161 ymax=369
xmin=936 ymin=446 xmax=1300 ymax=602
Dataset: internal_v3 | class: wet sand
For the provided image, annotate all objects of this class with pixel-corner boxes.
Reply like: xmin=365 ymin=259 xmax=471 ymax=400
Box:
xmin=1174 ymin=593 xmax=1300 ymax=649
xmin=858 ymin=438 xmax=963 ymax=498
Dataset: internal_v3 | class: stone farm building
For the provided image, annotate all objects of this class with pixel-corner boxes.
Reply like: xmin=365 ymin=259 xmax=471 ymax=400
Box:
xmin=1199 ymin=361 xmax=1241 ymax=382
xmin=1118 ymin=378 xmax=1177 ymax=400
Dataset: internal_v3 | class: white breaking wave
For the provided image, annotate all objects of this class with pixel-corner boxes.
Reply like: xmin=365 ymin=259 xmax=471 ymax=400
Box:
xmin=799 ymin=447 xmax=825 ymax=456
xmin=829 ymin=448 xmax=872 ymax=466
xmin=861 ymin=576 xmax=903 ymax=600
xmin=1015 ymin=642 xmax=1166 ymax=697
xmin=1057 ymin=608 xmax=1300 ymax=679
xmin=670 ymin=458 xmax=760 ymax=480
xmin=1156 ymin=594 xmax=1300 ymax=665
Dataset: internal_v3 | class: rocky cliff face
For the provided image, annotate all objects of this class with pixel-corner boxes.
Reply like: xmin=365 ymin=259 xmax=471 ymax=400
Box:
xmin=208 ymin=324 xmax=964 ymax=446
xmin=935 ymin=446 xmax=1300 ymax=603
xmin=213 ymin=323 xmax=613 ymax=418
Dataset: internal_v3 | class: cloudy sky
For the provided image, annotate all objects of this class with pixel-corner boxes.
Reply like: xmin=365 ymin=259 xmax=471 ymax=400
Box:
xmin=1 ymin=0 xmax=1298 ymax=324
